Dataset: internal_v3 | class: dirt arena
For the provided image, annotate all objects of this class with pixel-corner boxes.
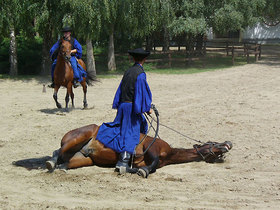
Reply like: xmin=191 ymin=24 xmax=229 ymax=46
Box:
xmin=0 ymin=49 xmax=279 ymax=209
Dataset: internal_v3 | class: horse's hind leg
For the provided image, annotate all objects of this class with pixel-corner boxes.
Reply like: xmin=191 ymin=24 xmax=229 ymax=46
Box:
xmin=81 ymin=81 xmax=88 ymax=109
xmin=64 ymin=151 xmax=93 ymax=169
xmin=46 ymin=149 xmax=60 ymax=171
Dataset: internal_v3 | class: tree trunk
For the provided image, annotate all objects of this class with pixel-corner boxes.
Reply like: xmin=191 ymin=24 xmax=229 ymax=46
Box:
xmin=145 ymin=36 xmax=152 ymax=51
xmin=9 ymin=26 xmax=18 ymax=76
xmin=163 ymin=26 xmax=169 ymax=52
xmin=195 ymin=34 xmax=204 ymax=56
xmin=86 ymin=38 xmax=97 ymax=77
xmin=41 ymin=30 xmax=53 ymax=76
xmin=107 ymin=25 xmax=116 ymax=71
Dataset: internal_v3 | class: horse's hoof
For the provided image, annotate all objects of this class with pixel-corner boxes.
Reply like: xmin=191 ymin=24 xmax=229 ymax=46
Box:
xmin=137 ymin=167 xmax=149 ymax=178
xmin=224 ymin=141 xmax=233 ymax=150
xmin=56 ymin=104 xmax=62 ymax=109
xmin=46 ymin=160 xmax=55 ymax=171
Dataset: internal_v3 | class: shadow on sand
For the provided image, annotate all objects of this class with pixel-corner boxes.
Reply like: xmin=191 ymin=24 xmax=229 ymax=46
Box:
xmin=12 ymin=156 xmax=51 ymax=170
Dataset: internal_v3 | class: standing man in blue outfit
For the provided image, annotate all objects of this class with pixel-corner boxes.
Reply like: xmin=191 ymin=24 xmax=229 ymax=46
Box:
xmin=49 ymin=26 xmax=86 ymax=88
xmin=96 ymin=48 xmax=153 ymax=174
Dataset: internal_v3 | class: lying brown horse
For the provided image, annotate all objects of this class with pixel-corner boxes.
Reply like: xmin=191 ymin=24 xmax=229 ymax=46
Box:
xmin=53 ymin=38 xmax=95 ymax=109
xmin=46 ymin=124 xmax=233 ymax=178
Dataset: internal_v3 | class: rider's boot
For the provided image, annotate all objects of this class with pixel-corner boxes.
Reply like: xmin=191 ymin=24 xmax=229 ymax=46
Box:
xmin=46 ymin=149 xmax=59 ymax=171
xmin=73 ymin=80 xmax=80 ymax=88
xmin=115 ymin=151 xmax=131 ymax=175
xmin=48 ymin=79 xmax=55 ymax=88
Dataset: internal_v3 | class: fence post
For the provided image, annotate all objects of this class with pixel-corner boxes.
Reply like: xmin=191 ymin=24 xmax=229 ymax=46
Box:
xmin=255 ymin=45 xmax=258 ymax=62
xmin=245 ymin=45 xmax=249 ymax=63
xmin=232 ymin=47 xmax=235 ymax=65
xmin=168 ymin=51 xmax=171 ymax=68
xmin=226 ymin=42 xmax=229 ymax=56
xmin=258 ymin=44 xmax=261 ymax=60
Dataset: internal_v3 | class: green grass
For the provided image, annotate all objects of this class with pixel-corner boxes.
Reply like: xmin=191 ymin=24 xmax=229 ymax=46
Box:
xmin=144 ymin=56 xmax=250 ymax=74
xmin=0 ymin=53 xmax=254 ymax=80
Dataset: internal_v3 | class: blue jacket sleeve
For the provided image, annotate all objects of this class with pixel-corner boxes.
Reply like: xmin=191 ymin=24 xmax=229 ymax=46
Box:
xmin=134 ymin=72 xmax=152 ymax=114
xmin=49 ymin=40 xmax=60 ymax=58
xmin=112 ymin=81 xmax=122 ymax=109
xmin=73 ymin=39 xmax=82 ymax=59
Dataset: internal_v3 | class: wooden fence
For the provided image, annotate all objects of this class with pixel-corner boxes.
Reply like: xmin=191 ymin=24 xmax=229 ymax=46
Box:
xmin=147 ymin=41 xmax=262 ymax=66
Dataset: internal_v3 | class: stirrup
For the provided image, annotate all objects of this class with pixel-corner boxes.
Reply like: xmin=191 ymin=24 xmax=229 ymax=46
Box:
xmin=73 ymin=81 xmax=80 ymax=88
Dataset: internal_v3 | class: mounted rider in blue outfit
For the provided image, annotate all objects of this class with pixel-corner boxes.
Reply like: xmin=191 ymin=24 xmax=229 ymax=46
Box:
xmin=49 ymin=26 xmax=86 ymax=88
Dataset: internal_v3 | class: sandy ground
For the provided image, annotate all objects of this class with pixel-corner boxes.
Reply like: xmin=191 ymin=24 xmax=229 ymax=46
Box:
xmin=0 ymin=51 xmax=280 ymax=209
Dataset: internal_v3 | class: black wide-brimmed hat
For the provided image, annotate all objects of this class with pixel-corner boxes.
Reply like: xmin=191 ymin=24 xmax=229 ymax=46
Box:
xmin=128 ymin=48 xmax=150 ymax=58
xmin=61 ymin=26 xmax=72 ymax=32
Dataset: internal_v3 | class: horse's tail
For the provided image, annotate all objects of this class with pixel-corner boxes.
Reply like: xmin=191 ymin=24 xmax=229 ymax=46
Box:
xmin=86 ymin=70 xmax=99 ymax=86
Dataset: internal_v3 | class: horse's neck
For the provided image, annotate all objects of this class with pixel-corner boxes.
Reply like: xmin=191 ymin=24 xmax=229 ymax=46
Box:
xmin=56 ymin=55 xmax=68 ymax=71
xmin=167 ymin=148 xmax=202 ymax=165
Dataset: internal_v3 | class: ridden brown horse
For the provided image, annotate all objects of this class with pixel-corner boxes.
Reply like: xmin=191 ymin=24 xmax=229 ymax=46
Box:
xmin=53 ymin=37 xmax=95 ymax=109
xmin=46 ymin=124 xmax=233 ymax=178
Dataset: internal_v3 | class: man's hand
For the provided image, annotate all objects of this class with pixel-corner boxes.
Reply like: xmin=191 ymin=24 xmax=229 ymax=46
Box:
xmin=147 ymin=108 xmax=153 ymax=115
xmin=71 ymin=49 xmax=77 ymax=54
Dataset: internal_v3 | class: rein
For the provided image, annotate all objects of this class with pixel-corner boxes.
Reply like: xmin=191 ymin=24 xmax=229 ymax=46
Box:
xmin=133 ymin=104 xmax=206 ymax=159
xmin=133 ymin=104 xmax=160 ymax=158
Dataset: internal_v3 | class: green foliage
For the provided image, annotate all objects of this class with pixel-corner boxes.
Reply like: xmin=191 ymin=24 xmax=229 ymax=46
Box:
xmin=0 ymin=35 xmax=42 ymax=75
xmin=212 ymin=0 xmax=265 ymax=33
xmin=261 ymin=0 xmax=280 ymax=24
xmin=63 ymin=0 xmax=101 ymax=41
xmin=0 ymin=0 xmax=273 ymax=76
xmin=0 ymin=38 xmax=10 ymax=74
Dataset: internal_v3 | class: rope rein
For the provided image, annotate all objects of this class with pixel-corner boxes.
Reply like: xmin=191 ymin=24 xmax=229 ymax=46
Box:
xmin=133 ymin=104 xmax=206 ymax=160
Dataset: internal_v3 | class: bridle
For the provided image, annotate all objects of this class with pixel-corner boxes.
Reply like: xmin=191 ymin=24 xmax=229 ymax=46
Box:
xmin=59 ymin=39 xmax=72 ymax=62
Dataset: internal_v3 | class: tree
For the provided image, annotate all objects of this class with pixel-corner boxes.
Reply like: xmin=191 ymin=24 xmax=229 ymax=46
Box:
xmin=29 ymin=0 xmax=65 ymax=75
xmin=168 ymin=0 xmax=266 ymax=54
xmin=212 ymin=0 xmax=265 ymax=34
xmin=129 ymin=0 xmax=173 ymax=51
xmin=63 ymin=0 xmax=101 ymax=78
xmin=260 ymin=0 xmax=280 ymax=26
xmin=0 ymin=0 xmax=24 ymax=76
xmin=97 ymin=0 xmax=126 ymax=71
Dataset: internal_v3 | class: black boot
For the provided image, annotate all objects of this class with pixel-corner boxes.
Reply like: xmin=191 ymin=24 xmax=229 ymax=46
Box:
xmin=115 ymin=151 xmax=131 ymax=174
xmin=73 ymin=80 xmax=80 ymax=88
xmin=48 ymin=79 xmax=55 ymax=88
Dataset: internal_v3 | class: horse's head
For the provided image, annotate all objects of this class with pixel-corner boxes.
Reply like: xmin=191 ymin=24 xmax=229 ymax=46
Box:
xmin=59 ymin=38 xmax=72 ymax=62
xmin=194 ymin=141 xmax=233 ymax=163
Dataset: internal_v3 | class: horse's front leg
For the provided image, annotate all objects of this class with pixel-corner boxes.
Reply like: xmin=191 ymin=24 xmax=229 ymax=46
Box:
xmin=53 ymin=87 xmax=62 ymax=109
xmin=81 ymin=81 xmax=88 ymax=109
xmin=137 ymin=155 xmax=160 ymax=178
xmin=65 ymin=92 xmax=69 ymax=109
xmin=66 ymin=83 xmax=74 ymax=108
